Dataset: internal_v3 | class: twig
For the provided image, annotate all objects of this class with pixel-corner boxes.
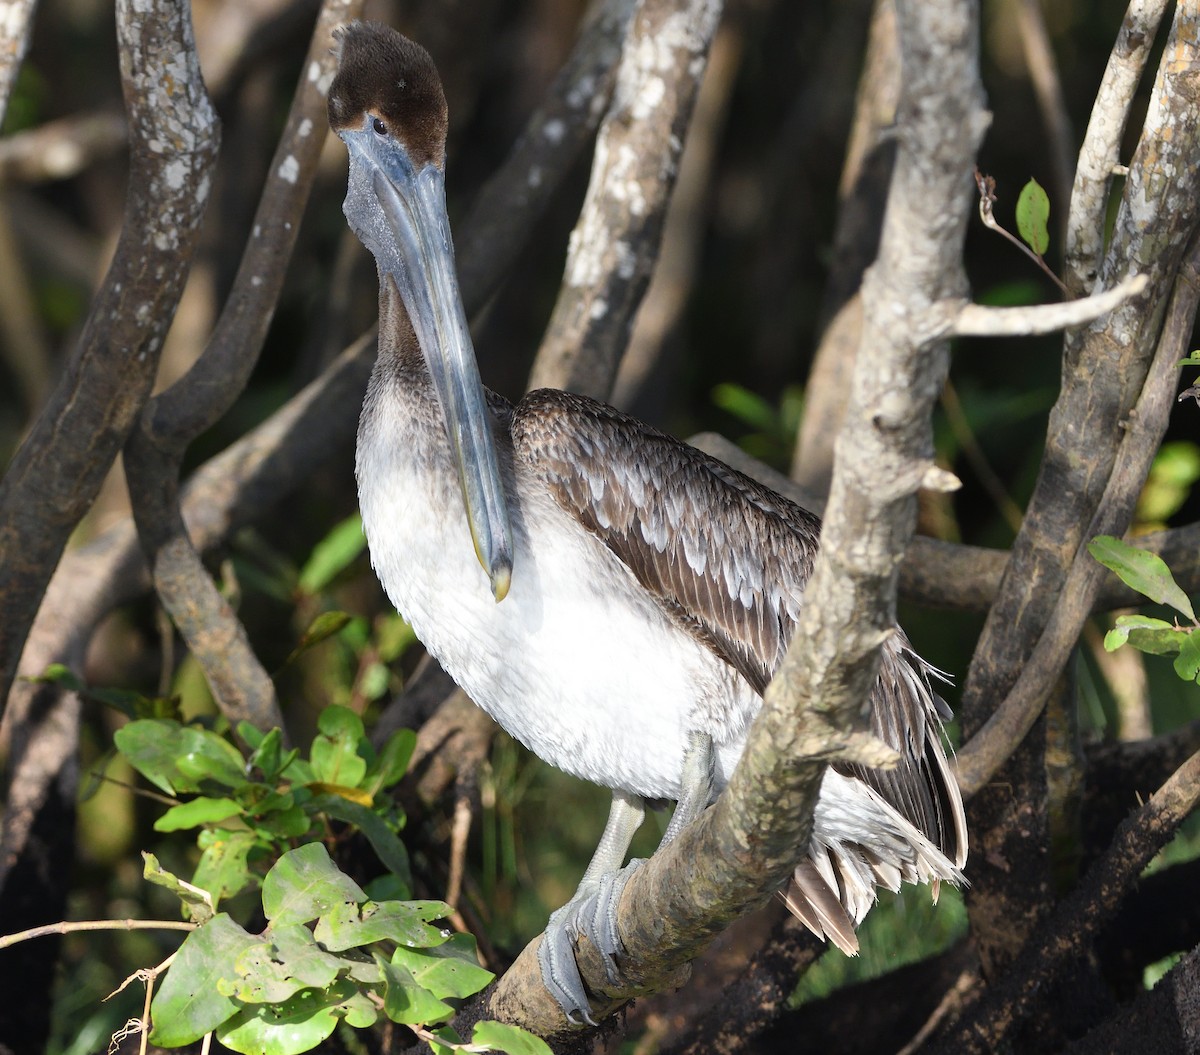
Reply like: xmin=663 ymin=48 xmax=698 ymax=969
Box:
xmin=0 ymin=917 xmax=196 ymax=950
xmin=951 ymin=273 xmax=1146 ymax=336
xmin=974 ymin=169 xmax=1069 ymax=297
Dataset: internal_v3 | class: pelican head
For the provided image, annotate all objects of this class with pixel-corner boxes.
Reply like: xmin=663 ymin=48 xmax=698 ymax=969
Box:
xmin=328 ymin=22 xmax=513 ymax=601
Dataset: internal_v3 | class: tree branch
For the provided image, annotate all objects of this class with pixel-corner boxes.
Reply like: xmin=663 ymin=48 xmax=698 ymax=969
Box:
xmin=122 ymin=0 xmax=363 ymax=733
xmin=0 ymin=0 xmax=220 ymax=714
xmin=527 ymin=0 xmax=723 ymax=398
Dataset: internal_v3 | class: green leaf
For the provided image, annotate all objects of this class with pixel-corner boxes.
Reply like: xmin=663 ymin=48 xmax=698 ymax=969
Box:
xmin=1174 ymin=632 xmax=1200 ymax=682
xmin=1104 ymin=615 xmax=1186 ymax=656
xmin=281 ymin=611 xmax=355 ymax=671
xmin=471 ymin=1020 xmax=554 ymax=1055
xmin=115 ymin=719 xmax=247 ymax=795
xmin=261 ymin=844 xmax=367 ymax=926
xmin=155 ymin=796 xmax=243 ymax=832
xmin=309 ymin=706 xmax=369 ymax=788
xmin=381 ymin=960 xmax=454 ymax=1025
xmin=223 ymin=925 xmax=347 ymax=1003
xmin=712 ymin=382 xmax=777 ymax=433
xmin=313 ymin=900 xmax=450 ymax=953
xmin=1088 ymin=536 xmax=1196 ymax=621
xmin=311 ymin=794 xmax=411 ymax=893
xmin=366 ymin=728 xmax=417 ymax=795
xmin=142 ymin=851 xmax=214 ymax=923
xmin=246 ymin=726 xmax=288 ymax=781
xmin=193 ymin=830 xmax=259 ymax=903
xmin=390 ymin=934 xmax=494 ymax=999
xmin=297 ymin=515 xmax=367 ymax=594
xmin=428 ymin=1025 xmax=465 ymax=1054
xmin=149 ymin=914 xmax=258 ymax=1046
xmin=1015 ymin=178 xmax=1050 ymax=255
xmin=216 ymin=981 xmax=356 ymax=1055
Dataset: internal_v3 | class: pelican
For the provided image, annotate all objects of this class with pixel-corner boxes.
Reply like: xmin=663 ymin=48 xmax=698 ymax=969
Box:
xmin=328 ymin=21 xmax=967 ymax=1025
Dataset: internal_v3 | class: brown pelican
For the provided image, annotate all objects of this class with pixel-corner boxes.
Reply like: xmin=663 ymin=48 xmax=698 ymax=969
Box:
xmin=328 ymin=22 xmax=967 ymax=1025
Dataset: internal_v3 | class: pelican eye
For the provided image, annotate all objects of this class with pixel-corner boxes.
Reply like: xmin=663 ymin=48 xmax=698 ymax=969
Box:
xmin=371 ymin=116 xmax=388 ymax=137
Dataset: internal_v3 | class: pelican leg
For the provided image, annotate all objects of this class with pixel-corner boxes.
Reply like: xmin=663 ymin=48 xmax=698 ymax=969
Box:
xmin=538 ymin=790 xmax=645 ymax=1024
xmin=537 ymin=732 xmax=715 ymax=1024
xmin=661 ymin=730 xmax=715 ymax=846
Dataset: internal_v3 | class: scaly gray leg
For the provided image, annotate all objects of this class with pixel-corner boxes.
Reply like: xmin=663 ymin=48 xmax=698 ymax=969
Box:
xmin=538 ymin=790 xmax=645 ymax=1024
xmin=537 ymin=732 xmax=716 ymax=1024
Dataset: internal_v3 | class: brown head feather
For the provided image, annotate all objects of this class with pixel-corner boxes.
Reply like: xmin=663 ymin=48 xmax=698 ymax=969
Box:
xmin=328 ymin=22 xmax=448 ymax=169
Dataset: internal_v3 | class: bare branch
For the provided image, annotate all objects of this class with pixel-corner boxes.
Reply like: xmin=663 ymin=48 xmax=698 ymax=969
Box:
xmin=0 ymin=110 xmax=127 ymax=183
xmin=950 ymin=273 xmax=1147 ymax=336
xmin=527 ymin=0 xmax=722 ymax=399
xmin=0 ymin=0 xmax=37 ymax=129
xmin=1064 ymin=0 xmax=1170 ymax=294
xmin=456 ymin=0 xmax=639 ymax=317
xmin=122 ymin=0 xmax=364 ymax=733
xmin=0 ymin=0 xmax=219 ymax=712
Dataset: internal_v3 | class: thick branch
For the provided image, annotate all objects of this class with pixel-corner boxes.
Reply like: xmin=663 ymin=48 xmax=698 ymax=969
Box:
xmin=0 ymin=0 xmax=219 ymax=713
xmin=456 ymin=0 xmax=638 ymax=317
xmin=0 ymin=0 xmax=37 ymax=129
xmin=1064 ymin=0 xmax=1170 ymax=295
xmin=527 ymin=0 xmax=722 ymax=398
xmin=123 ymin=0 xmax=363 ymax=733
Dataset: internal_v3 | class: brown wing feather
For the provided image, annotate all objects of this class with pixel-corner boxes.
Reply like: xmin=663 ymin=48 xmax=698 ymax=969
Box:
xmin=510 ymin=388 xmax=964 ymax=865
xmin=512 ymin=388 xmax=819 ymax=693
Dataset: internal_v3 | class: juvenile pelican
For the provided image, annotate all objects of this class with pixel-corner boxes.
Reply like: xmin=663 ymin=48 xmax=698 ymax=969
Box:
xmin=328 ymin=21 xmax=967 ymax=1025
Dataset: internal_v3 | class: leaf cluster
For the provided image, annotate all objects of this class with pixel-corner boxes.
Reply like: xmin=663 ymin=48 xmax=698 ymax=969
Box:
xmin=113 ymin=705 xmax=416 ymax=905
xmin=149 ymin=844 xmax=545 ymax=1055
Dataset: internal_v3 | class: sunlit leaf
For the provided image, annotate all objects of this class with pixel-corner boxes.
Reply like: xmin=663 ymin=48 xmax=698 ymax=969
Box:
xmin=115 ymin=719 xmax=247 ymax=795
xmin=155 ymin=796 xmax=242 ymax=832
xmin=223 ymin=925 xmax=346 ymax=1003
xmin=1103 ymin=615 xmax=1180 ymax=655
xmin=216 ymin=981 xmax=355 ymax=1055
xmin=297 ymin=514 xmax=367 ymax=595
xmin=142 ymin=851 xmax=214 ymax=923
xmin=149 ymin=914 xmax=257 ymax=1046
xmin=390 ymin=934 xmax=494 ymax=999
xmin=261 ymin=844 xmax=366 ymax=926
xmin=1015 ymin=178 xmax=1050 ymax=255
xmin=471 ymin=1020 xmax=554 ymax=1055
xmin=193 ymin=830 xmax=259 ymax=903
xmin=309 ymin=705 xmax=368 ymax=788
xmin=314 ymin=899 xmax=450 ymax=953
xmin=1088 ymin=536 xmax=1196 ymax=621
xmin=1174 ymin=632 xmax=1200 ymax=682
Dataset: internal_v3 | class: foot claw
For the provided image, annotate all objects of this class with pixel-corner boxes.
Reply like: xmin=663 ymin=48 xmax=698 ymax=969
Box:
xmin=536 ymin=859 xmax=644 ymax=1022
